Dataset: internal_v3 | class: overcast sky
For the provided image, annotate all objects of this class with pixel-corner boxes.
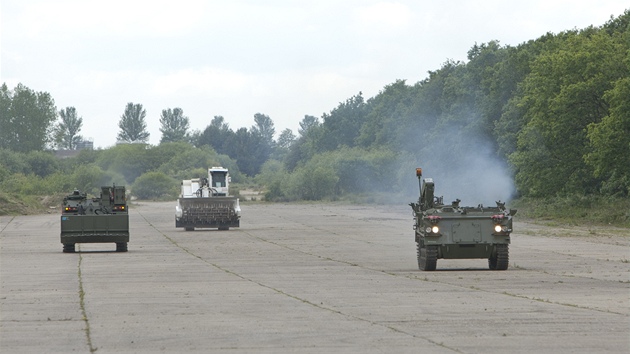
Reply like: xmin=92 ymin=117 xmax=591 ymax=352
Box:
xmin=1 ymin=1 xmax=628 ymax=148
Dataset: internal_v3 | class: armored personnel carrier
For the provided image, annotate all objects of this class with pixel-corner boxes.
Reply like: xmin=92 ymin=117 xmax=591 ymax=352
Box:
xmin=60 ymin=185 xmax=129 ymax=253
xmin=410 ymin=168 xmax=516 ymax=271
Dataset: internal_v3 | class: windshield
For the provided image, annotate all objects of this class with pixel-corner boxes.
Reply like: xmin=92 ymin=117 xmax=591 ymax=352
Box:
xmin=212 ymin=172 xmax=227 ymax=187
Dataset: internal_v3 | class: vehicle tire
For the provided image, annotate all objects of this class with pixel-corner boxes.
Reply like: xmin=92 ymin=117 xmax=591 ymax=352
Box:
xmin=185 ymin=227 xmax=194 ymax=231
xmin=218 ymin=226 xmax=229 ymax=231
xmin=63 ymin=243 xmax=75 ymax=253
xmin=489 ymin=244 xmax=509 ymax=270
xmin=116 ymin=242 xmax=128 ymax=252
xmin=417 ymin=242 xmax=437 ymax=271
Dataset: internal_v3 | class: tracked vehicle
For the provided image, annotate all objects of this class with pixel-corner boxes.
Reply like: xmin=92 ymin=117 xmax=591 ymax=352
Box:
xmin=60 ymin=185 xmax=129 ymax=253
xmin=175 ymin=167 xmax=241 ymax=231
xmin=410 ymin=168 xmax=516 ymax=271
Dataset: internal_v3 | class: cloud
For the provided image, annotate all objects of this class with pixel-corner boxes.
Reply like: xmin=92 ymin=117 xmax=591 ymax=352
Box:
xmin=15 ymin=0 xmax=207 ymax=38
xmin=353 ymin=2 xmax=413 ymax=35
xmin=151 ymin=68 xmax=251 ymax=97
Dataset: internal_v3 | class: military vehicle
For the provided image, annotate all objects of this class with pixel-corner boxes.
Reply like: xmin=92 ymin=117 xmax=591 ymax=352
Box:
xmin=175 ymin=167 xmax=241 ymax=231
xmin=60 ymin=185 xmax=129 ymax=253
xmin=410 ymin=168 xmax=516 ymax=271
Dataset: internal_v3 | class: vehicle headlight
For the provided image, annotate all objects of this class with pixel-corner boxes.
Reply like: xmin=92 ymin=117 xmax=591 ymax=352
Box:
xmin=425 ymin=227 xmax=432 ymax=233
xmin=494 ymin=225 xmax=503 ymax=233
xmin=431 ymin=226 xmax=439 ymax=234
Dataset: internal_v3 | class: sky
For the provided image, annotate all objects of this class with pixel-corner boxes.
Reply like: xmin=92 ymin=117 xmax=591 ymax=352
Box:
xmin=1 ymin=1 xmax=628 ymax=148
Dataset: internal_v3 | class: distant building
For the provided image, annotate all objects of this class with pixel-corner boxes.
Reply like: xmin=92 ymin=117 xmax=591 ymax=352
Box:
xmin=75 ymin=140 xmax=94 ymax=150
xmin=116 ymin=140 xmax=148 ymax=145
xmin=54 ymin=138 xmax=94 ymax=159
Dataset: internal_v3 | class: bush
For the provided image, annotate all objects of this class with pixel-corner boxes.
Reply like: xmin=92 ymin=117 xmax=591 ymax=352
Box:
xmin=132 ymin=172 xmax=178 ymax=200
xmin=0 ymin=149 xmax=29 ymax=175
xmin=0 ymin=173 xmax=42 ymax=195
xmin=24 ymin=151 xmax=59 ymax=177
xmin=256 ymin=160 xmax=288 ymax=201
xmin=288 ymin=164 xmax=338 ymax=201
xmin=71 ymin=164 xmax=108 ymax=195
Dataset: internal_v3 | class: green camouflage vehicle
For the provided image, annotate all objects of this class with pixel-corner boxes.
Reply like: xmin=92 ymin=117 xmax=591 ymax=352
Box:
xmin=410 ymin=168 xmax=516 ymax=271
xmin=60 ymin=185 xmax=129 ymax=253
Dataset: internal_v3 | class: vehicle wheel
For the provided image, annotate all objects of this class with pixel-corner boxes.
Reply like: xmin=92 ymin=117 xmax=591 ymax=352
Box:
xmin=185 ymin=227 xmax=194 ymax=231
xmin=218 ymin=226 xmax=229 ymax=231
xmin=116 ymin=242 xmax=128 ymax=252
xmin=63 ymin=243 xmax=75 ymax=253
xmin=489 ymin=244 xmax=509 ymax=270
xmin=417 ymin=242 xmax=437 ymax=271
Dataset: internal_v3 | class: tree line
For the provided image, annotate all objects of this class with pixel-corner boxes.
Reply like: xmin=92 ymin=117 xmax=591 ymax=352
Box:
xmin=265 ymin=11 xmax=629 ymax=201
xmin=1 ymin=10 xmax=628 ymax=208
xmin=0 ymin=86 xmax=286 ymax=176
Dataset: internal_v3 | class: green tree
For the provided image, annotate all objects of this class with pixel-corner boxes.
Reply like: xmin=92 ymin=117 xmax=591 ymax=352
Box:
xmin=53 ymin=107 xmax=83 ymax=149
xmin=117 ymin=102 xmax=149 ymax=143
xmin=495 ymin=32 xmax=574 ymax=159
xmin=197 ymin=115 xmax=233 ymax=154
xmin=284 ymin=123 xmax=326 ymax=172
xmin=298 ymin=115 xmax=319 ymax=136
xmin=250 ymin=113 xmax=275 ymax=166
xmin=0 ymin=83 xmax=57 ymax=152
xmin=356 ymin=79 xmax=414 ymax=149
xmin=510 ymin=28 xmax=627 ymax=196
xmin=276 ymin=128 xmax=295 ymax=150
xmin=228 ymin=127 xmax=262 ymax=176
xmin=320 ymin=92 xmax=367 ymax=150
xmin=586 ymin=77 xmax=630 ymax=196
xmin=284 ymin=115 xmax=322 ymax=171
xmin=271 ymin=128 xmax=295 ymax=161
xmin=251 ymin=113 xmax=275 ymax=146
xmin=159 ymin=107 xmax=190 ymax=144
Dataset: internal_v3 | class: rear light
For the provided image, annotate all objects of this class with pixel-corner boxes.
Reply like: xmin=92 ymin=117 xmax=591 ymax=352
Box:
xmin=63 ymin=206 xmax=78 ymax=212
xmin=113 ymin=205 xmax=126 ymax=211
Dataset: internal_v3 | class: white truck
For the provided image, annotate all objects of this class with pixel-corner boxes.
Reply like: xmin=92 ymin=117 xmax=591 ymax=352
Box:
xmin=175 ymin=167 xmax=241 ymax=231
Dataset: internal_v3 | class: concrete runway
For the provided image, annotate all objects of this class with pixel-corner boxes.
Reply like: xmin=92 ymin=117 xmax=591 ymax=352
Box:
xmin=1 ymin=201 xmax=629 ymax=353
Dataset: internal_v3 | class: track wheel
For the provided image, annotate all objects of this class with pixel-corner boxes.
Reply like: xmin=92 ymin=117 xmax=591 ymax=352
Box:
xmin=116 ymin=242 xmax=128 ymax=252
xmin=417 ymin=242 xmax=437 ymax=271
xmin=489 ymin=244 xmax=509 ymax=270
xmin=63 ymin=243 xmax=75 ymax=253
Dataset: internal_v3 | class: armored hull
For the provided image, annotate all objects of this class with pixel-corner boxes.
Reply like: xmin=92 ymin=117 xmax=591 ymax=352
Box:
xmin=410 ymin=168 xmax=515 ymax=270
xmin=60 ymin=185 xmax=129 ymax=252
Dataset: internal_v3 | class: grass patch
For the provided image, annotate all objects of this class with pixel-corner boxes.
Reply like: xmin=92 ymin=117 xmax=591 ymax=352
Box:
xmin=0 ymin=192 xmax=54 ymax=215
xmin=511 ymin=195 xmax=630 ymax=227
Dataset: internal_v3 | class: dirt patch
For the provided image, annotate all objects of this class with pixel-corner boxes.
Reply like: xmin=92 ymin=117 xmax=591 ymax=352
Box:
xmin=516 ymin=219 xmax=630 ymax=246
xmin=238 ymin=188 xmax=263 ymax=201
xmin=0 ymin=193 xmax=65 ymax=216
